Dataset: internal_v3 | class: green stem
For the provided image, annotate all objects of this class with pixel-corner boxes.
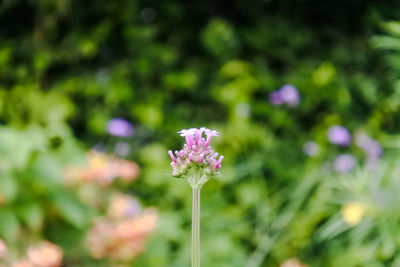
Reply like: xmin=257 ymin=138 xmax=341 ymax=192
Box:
xmin=192 ymin=186 xmax=200 ymax=267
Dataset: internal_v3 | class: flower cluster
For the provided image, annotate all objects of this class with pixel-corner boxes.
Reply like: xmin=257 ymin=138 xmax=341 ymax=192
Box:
xmin=11 ymin=241 xmax=63 ymax=267
xmin=65 ymin=150 xmax=140 ymax=186
xmin=86 ymin=193 xmax=157 ymax=261
xmin=168 ymin=127 xmax=224 ymax=180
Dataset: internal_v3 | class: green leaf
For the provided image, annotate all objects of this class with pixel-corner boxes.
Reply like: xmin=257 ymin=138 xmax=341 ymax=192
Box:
xmin=17 ymin=203 xmax=44 ymax=231
xmin=51 ymin=192 xmax=91 ymax=229
xmin=0 ymin=174 xmax=18 ymax=203
xmin=0 ymin=128 xmax=36 ymax=169
xmin=370 ymin=36 xmax=400 ymax=51
xmin=0 ymin=209 xmax=19 ymax=242
xmin=29 ymin=153 xmax=64 ymax=189
xmin=381 ymin=21 xmax=400 ymax=37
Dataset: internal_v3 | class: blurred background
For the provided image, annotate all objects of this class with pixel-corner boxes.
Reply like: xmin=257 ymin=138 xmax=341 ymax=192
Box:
xmin=1 ymin=0 xmax=400 ymax=266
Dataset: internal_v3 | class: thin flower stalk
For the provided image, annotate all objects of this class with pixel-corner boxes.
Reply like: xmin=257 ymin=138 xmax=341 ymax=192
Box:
xmin=168 ymin=127 xmax=223 ymax=267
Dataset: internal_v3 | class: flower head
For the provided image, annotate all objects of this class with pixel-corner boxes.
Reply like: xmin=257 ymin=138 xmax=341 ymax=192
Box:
xmin=169 ymin=127 xmax=223 ymax=180
xmin=327 ymin=125 xmax=351 ymax=146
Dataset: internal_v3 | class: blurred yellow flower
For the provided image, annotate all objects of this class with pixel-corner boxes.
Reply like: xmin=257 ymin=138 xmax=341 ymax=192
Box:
xmin=341 ymin=202 xmax=365 ymax=226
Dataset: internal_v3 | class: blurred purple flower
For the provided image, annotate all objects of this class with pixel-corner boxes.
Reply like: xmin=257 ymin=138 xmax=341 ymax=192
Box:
xmin=355 ymin=132 xmax=382 ymax=158
xmin=114 ymin=141 xmax=131 ymax=157
xmin=327 ymin=125 xmax=351 ymax=147
xmin=107 ymin=118 xmax=134 ymax=137
xmin=269 ymin=84 xmax=300 ymax=107
xmin=355 ymin=132 xmax=382 ymax=170
xmin=279 ymin=84 xmax=300 ymax=107
xmin=303 ymin=141 xmax=320 ymax=157
xmin=269 ymin=91 xmax=283 ymax=105
xmin=333 ymin=154 xmax=356 ymax=173
xmin=93 ymin=143 xmax=106 ymax=152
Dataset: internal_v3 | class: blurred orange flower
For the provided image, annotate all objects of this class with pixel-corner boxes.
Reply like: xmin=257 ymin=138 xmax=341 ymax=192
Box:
xmin=27 ymin=241 xmax=63 ymax=267
xmin=0 ymin=239 xmax=7 ymax=259
xmin=86 ymin=193 xmax=157 ymax=261
xmin=108 ymin=193 xmax=141 ymax=219
xmin=11 ymin=241 xmax=62 ymax=267
xmin=65 ymin=150 xmax=140 ymax=186
xmin=12 ymin=260 xmax=33 ymax=267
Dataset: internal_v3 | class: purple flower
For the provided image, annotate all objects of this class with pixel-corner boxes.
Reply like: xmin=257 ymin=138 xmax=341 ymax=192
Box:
xmin=279 ymin=84 xmax=300 ymax=107
xmin=107 ymin=118 xmax=134 ymax=137
xmin=269 ymin=84 xmax=300 ymax=107
xmin=355 ymin=133 xmax=382 ymax=158
xmin=169 ymin=127 xmax=223 ymax=177
xmin=327 ymin=125 xmax=351 ymax=147
xmin=303 ymin=141 xmax=320 ymax=157
xmin=355 ymin=132 xmax=383 ymax=170
xmin=269 ymin=91 xmax=283 ymax=105
xmin=333 ymin=154 xmax=356 ymax=173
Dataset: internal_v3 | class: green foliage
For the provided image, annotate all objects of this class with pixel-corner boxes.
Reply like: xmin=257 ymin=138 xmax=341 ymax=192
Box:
xmin=1 ymin=0 xmax=400 ymax=266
